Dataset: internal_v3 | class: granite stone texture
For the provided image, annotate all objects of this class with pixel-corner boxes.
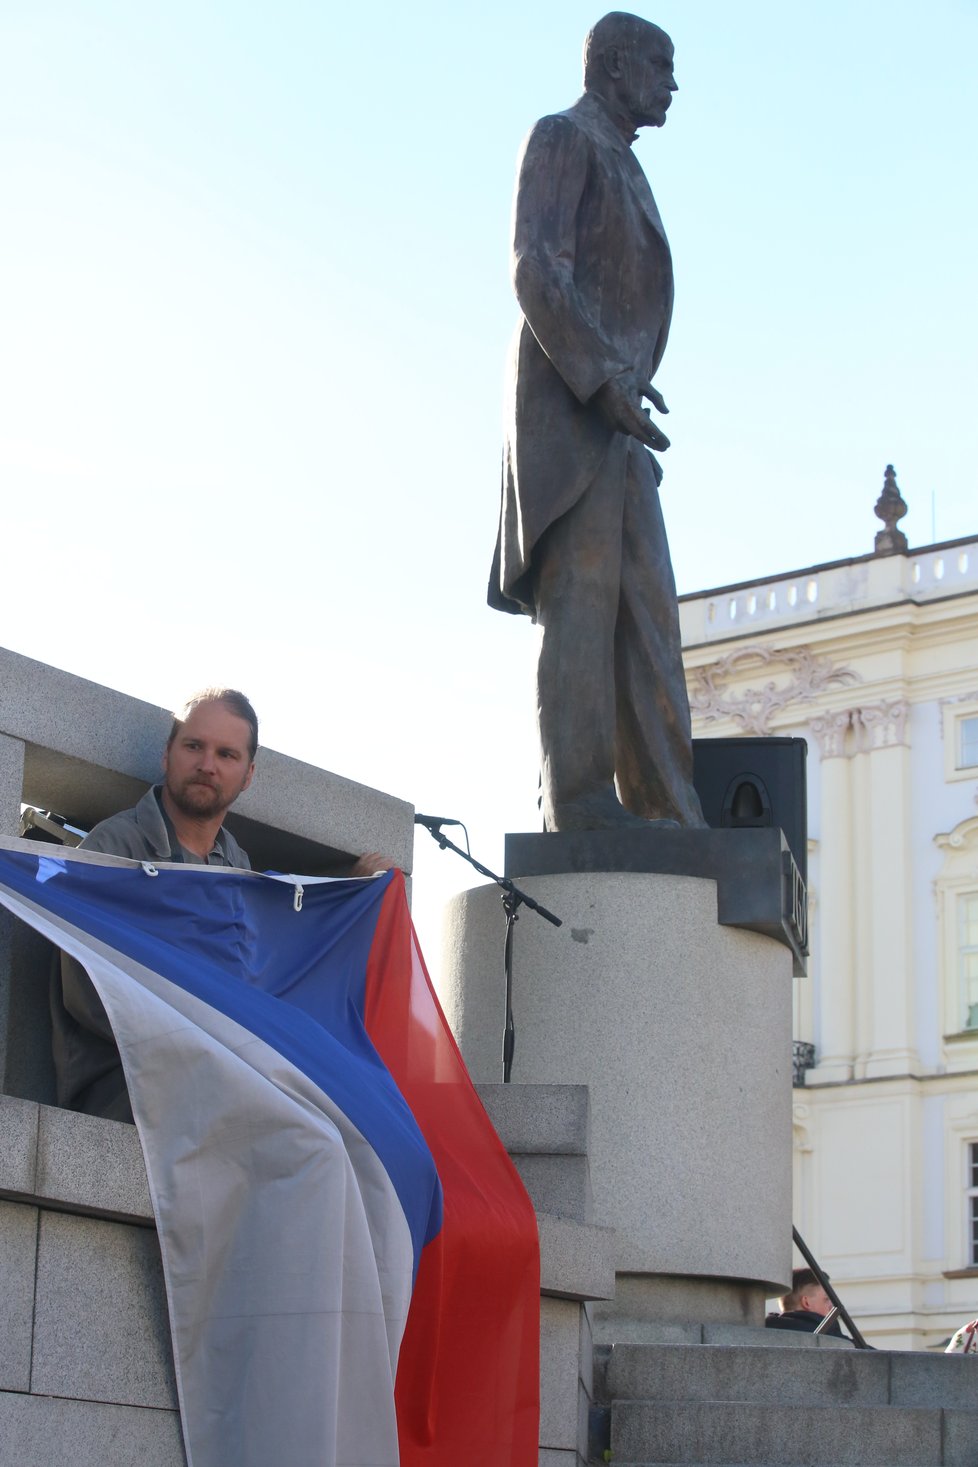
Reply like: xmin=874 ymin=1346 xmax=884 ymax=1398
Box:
xmin=540 ymin=1296 xmax=584 ymax=1452
xmin=514 ymin=1153 xmax=591 ymax=1222
xmin=0 ymin=1095 xmax=38 ymax=1195
xmin=476 ymin=1083 xmax=589 ymax=1155
xmin=578 ymin=1299 xmax=594 ymax=1401
xmin=607 ymin=1342 xmax=888 ymax=1408
xmin=35 ymin=1104 xmax=152 ymax=1221
xmin=0 ymin=732 xmax=25 ymax=837
xmin=31 ymin=1210 xmax=176 ymax=1408
xmin=442 ymin=872 xmax=793 ymax=1295
xmin=889 ymin=1349 xmax=978 ymax=1409
xmin=537 ymin=1214 xmax=614 ymax=1302
xmin=942 ymin=1406 xmax=978 ymax=1467
xmin=0 ymin=1199 xmax=38 ymax=1392
xmin=0 ymin=729 xmax=23 ymax=1093
xmin=613 ymin=1400 xmax=943 ymax=1466
xmin=0 ymin=1390 xmax=185 ymax=1467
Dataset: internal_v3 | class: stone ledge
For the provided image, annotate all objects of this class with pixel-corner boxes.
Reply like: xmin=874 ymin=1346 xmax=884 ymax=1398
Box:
xmin=538 ymin=1213 xmax=614 ymax=1302
xmin=0 ymin=1096 xmax=38 ymax=1196
xmin=0 ymin=1387 xmax=184 ymax=1467
xmin=0 ymin=1097 xmax=152 ymax=1225
xmin=476 ymin=1083 xmax=589 ymax=1155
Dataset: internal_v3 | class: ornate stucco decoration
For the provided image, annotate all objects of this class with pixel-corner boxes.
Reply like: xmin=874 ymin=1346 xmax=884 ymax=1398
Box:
xmin=809 ymin=699 xmax=910 ymax=757
xmin=688 ymin=646 xmax=860 ymax=735
xmin=792 ymin=1103 xmax=813 ymax=1152
xmin=809 ymin=708 xmax=853 ymax=758
xmin=855 ymin=699 xmax=910 ymax=751
xmin=935 ymin=815 xmax=978 ymax=860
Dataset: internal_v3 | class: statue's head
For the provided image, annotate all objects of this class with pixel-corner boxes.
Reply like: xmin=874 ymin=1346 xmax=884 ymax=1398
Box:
xmin=583 ymin=13 xmax=676 ymax=130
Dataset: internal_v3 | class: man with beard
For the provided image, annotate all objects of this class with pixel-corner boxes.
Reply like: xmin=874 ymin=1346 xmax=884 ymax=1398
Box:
xmin=51 ymin=689 xmax=385 ymax=1119
xmin=82 ymin=688 xmax=259 ymax=868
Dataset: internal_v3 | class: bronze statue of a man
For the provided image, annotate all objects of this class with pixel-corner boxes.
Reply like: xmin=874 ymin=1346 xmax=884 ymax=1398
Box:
xmin=489 ymin=12 xmax=704 ymax=833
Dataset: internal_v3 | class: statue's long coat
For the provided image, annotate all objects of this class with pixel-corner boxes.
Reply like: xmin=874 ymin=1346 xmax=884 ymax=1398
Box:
xmin=489 ymin=90 xmax=674 ymax=616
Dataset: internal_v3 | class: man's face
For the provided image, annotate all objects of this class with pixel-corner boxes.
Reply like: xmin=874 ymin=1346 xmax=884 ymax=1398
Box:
xmin=800 ymin=1283 xmax=833 ymax=1317
xmin=162 ymin=701 xmax=255 ymax=821
xmin=620 ymin=33 xmax=677 ymax=129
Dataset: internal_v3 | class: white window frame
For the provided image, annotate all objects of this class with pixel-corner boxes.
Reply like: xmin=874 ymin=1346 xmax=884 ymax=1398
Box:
xmin=943 ymin=699 xmax=978 ymax=783
xmin=969 ymin=1142 xmax=978 ymax=1268
xmin=935 ymin=818 xmax=978 ymax=1067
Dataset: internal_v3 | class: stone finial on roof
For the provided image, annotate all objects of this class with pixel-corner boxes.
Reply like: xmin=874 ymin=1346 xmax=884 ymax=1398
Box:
xmin=873 ymin=464 xmax=909 ymax=555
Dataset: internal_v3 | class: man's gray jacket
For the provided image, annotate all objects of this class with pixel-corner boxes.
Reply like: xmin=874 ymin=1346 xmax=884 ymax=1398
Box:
xmin=51 ymin=786 xmax=249 ymax=1119
xmin=82 ymin=784 xmax=250 ymax=868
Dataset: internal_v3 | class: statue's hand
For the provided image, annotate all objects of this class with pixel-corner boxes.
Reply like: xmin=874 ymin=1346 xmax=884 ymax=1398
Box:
xmin=593 ymin=371 xmax=671 ymax=451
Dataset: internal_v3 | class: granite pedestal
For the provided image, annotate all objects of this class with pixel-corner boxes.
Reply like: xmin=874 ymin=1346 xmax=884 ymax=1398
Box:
xmin=440 ymin=833 xmax=795 ymax=1338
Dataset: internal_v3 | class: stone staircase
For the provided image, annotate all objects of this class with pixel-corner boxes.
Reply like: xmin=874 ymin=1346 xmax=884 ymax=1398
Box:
xmin=596 ymin=1337 xmax=978 ymax=1466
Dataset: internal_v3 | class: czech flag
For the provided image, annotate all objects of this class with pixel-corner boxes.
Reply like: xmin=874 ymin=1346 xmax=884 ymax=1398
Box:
xmin=0 ymin=838 xmax=539 ymax=1467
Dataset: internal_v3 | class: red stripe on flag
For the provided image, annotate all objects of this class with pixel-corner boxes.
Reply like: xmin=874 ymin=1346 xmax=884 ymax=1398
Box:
xmin=364 ymin=872 xmax=539 ymax=1467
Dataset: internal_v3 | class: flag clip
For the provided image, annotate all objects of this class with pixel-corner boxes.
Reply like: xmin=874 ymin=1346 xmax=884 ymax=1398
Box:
xmin=142 ymin=863 xmax=159 ymax=877
xmin=293 ymin=881 xmax=304 ymax=913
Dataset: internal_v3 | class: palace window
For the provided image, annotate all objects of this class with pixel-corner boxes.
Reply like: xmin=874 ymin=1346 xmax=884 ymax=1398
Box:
xmin=962 ymin=894 xmax=978 ymax=1031
xmin=944 ymin=703 xmax=978 ymax=782
xmin=961 ymin=716 xmax=978 ymax=771
xmin=969 ymin=1144 xmax=978 ymax=1267
xmin=935 ymin=819 xmax=978 ymax=1064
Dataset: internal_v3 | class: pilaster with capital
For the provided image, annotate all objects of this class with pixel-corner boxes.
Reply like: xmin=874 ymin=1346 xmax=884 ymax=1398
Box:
xmin=852 ymin=700 xmax=920 ymax=1078
xmin=808 ymin=712 xmax=856 ymax=1082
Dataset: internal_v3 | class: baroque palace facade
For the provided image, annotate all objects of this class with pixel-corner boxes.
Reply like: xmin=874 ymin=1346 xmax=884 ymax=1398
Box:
xmin=679 ymin=471 xmax=978 ymax=1349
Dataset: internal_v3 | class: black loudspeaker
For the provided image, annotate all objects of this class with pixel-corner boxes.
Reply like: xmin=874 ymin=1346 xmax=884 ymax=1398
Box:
xmin=692 ymin=736 xmax=808 ymax=893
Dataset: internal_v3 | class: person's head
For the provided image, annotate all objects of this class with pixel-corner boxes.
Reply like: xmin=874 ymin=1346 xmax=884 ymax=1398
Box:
xmin=162 ymin=689 xmax=258 ymax=821
xmin=779 ymin=1267 xmax=832 ymax=1317
xmin=582 ymin=13 xmax=676 ymax=130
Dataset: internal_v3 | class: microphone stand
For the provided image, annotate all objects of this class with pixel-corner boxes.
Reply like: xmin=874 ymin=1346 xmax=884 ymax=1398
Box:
xmin=415 ymin=818 xmax=561 ymax=1082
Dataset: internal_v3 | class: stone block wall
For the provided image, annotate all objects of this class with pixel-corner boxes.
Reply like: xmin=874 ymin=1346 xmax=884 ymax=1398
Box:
xmin=0 ymin=1097 xmax=184 ymax=1466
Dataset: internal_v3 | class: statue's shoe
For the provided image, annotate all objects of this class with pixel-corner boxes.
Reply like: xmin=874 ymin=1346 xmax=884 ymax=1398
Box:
xmin=548 ymin=787 xmax=681 ymax=833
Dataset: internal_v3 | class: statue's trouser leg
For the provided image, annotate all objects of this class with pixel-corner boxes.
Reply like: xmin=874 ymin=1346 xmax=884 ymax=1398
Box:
xmin=532 ymin=438 xmax=705 ymax=830
xmin=614 ymin=442 xmax=705 ymax=826
xmin=532 ymin=440 xmax=628 ymax=828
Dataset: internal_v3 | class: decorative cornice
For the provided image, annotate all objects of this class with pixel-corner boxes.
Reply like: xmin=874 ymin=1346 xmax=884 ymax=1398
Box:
xmin=688 ymin=646 xmax=860 ymax=735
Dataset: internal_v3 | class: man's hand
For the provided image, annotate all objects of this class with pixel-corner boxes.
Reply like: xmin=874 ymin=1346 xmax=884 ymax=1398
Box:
xmin=593 ymin=370 xmax=671 ymax=452
xmin=350 ymin=851 xmax=394 ymax=877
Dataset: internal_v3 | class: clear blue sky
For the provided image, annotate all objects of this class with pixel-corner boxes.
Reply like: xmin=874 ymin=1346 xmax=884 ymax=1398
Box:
xmin=1 ymin=1 xmax=976 ymax=975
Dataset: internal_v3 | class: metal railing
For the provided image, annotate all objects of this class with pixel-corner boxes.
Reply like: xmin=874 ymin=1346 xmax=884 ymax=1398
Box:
xmin=792 ymin=1226 xmax=870 ymax=1349
xmin=792 ymin=1040 xmax=815 ymax=1086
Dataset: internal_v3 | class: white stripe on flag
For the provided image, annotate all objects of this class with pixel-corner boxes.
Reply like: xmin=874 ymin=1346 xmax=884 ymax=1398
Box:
xmin=0 ymin=880 xmax=412 ymax=1467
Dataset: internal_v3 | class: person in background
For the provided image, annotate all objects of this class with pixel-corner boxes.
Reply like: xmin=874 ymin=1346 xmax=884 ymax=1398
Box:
xmin=765 ymin=1267 xmax=844 ymax=1336
xmin=945 ymin=1318 xmax=978 ymax=1353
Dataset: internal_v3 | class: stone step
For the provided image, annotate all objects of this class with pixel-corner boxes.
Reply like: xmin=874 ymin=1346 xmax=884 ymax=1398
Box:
xmin=612 ymin=1400 xmax=976 ymax=1466
xmin=476 ymin=1082 xmax=594 ymax=1221
xmin=599 ymin=1320 xmax=854 ymax=1349
xmin=607 ymin=1342 xmax=978 ymax=1410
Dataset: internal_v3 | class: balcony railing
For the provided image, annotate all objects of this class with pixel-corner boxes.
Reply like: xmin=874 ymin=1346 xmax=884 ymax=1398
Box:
xmin=792 ymin=1040 xmax=815 ymax=1086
